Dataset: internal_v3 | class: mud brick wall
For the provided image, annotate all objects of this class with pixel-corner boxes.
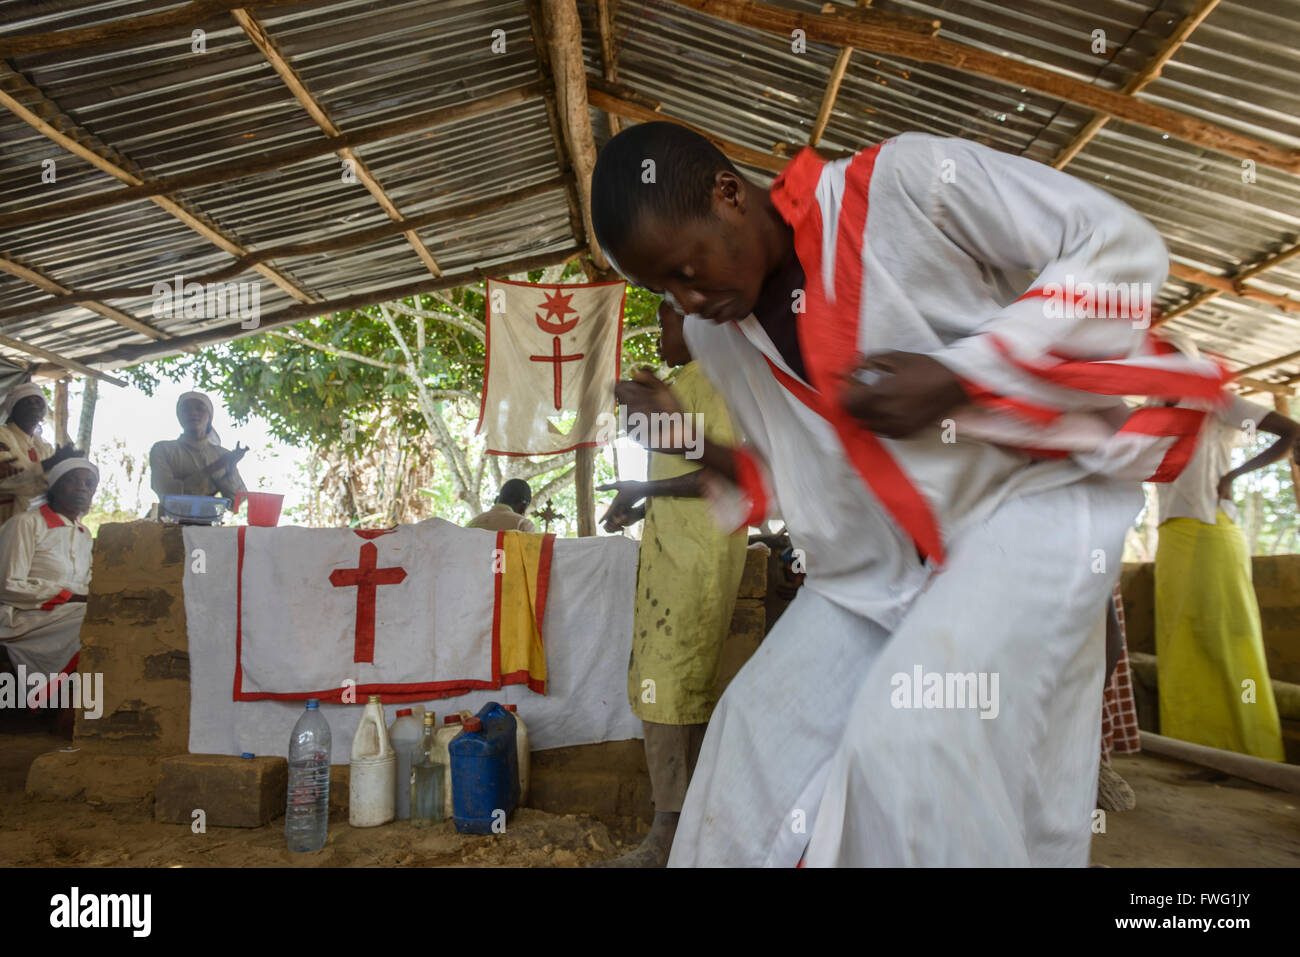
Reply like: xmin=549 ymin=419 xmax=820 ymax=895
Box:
xmin=74 ymin=521 xmax=190 ymax=755
xmin=1121 ymin=555 xmax=1300 ymax=765
xmin=1120 ymin=555 xmax=1300 ymax=683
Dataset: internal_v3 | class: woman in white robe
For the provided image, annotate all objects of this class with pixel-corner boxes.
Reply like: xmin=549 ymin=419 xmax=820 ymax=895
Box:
xmin=0 ymin=459 xmax=98 ymax=680
xmin=149 ymin=391 xmax=248 ymax=501
xmin=0 ymin=383 xmax=57 ymax=525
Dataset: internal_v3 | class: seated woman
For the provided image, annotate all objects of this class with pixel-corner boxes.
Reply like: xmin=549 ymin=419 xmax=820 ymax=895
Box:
xmin=0 ymin=383 xmax=78 ymax=525
xmin=149 ymin=391 xmax=249 ymax=502
xmin=0 ymin=458 xmax=97 ymax=695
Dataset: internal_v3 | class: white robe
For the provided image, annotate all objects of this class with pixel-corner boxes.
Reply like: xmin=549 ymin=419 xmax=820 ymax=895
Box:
xmin=0 ymin=505 xmax=91 ymax=676
xmin=670 ymin=132 xmax=1224 ymax=867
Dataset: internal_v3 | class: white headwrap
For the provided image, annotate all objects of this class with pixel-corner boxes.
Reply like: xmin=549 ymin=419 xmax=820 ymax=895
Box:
xmin=46 ymin=457 xmax=99 ymax=490
xmin=177 ymin=391 xmax=221 ymax=446
xmin=1 ymin=382 xmax=46 ymax=423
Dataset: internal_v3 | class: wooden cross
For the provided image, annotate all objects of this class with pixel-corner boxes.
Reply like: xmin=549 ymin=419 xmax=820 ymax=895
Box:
xmin=533 ymin=498 xmax=564 ymax=532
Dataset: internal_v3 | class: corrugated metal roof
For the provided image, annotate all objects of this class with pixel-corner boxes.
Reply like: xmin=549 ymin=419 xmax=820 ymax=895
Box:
xmin=0 ymin=0 xmax=1297 ymax=389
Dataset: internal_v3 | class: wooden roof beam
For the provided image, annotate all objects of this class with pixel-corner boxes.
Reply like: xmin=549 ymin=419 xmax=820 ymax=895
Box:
xmin=524 ymin=0 xmax=592 ymax=272
xmin=807 ymin=1 xmax=939 ymax=148
xmin=0 ymin=256 xmax=165 ymax=340
xmin=1052 ymin=0 xmax=1221 ymax=169
xmin=1158 ymin=242 xmax=1300 ymax=326
xmin=232 ymin=8 xmax=443 ymax=278
xmin=0 ymin=63 xmax=315 ymax=306
xmin=588 ymin=88 xmax=789 ymax=172
xmin=0 ymin=331 xmax=126 ymax=387
xmin=594 ymin=0 xmax=623 ymax=138
xmin=540 ymin=0 xmax=609 ymax=272
xmin=666 ymin=0 xmax=1300 ymax=173
xmin=0 ymin=177 xmax=570 ymax=324
xmin=0 ymin=0 xmax=320 ymax=58
xmin=1 ymin=83 xmax=543 ymax=233
xmin=47 ymin=246 xmax=585 ymax=372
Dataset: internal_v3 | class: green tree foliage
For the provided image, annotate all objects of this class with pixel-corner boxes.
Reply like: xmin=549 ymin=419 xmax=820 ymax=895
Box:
xmin=125 ymin=263 xmax=662 ymax=528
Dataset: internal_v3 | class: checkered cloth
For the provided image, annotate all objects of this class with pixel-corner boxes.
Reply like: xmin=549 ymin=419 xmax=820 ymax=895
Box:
xmin=1101 ymin=585 xmax=1142 ymax=762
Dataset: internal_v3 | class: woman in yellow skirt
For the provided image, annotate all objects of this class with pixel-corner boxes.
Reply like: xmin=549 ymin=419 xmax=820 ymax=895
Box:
xmin=1155 ymin=394 xmax=1298 ymax=760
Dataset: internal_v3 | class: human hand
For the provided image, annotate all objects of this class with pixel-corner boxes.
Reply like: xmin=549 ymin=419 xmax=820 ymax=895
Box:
xmin=614 ymin=369 xmax=686 ymax=452
xmin=837 ymin=351 xmax=967 ymax=439
xmin=597 ymin=481 xmax=647 ymax=532
xmin=1216 ymin=473 xmax=1235 ymax=501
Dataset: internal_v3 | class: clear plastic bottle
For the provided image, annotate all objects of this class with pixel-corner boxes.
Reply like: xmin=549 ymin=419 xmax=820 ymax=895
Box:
xmin=285 ymin=698 xmax=331 ymax=852
xmin=410 ymin=713 xmax=445 ymax=827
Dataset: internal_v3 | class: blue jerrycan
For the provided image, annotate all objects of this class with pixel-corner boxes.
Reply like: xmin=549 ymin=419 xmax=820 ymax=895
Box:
xmin=448 ymin=702 xmax=520 ymax=834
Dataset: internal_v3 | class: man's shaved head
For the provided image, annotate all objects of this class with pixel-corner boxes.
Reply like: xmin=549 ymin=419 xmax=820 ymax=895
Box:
xmin=591 ymin=122 xmax=787 ymax=325
xmin=590 ymin=121 xmax=740 ymax=261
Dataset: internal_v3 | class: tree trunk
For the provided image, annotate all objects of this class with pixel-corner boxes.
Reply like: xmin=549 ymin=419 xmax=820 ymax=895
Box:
xmin=76 ymin=376 xmax=98 ymax=450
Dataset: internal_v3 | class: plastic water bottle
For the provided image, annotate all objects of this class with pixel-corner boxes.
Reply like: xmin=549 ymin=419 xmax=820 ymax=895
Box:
xmin=286 ymin=699 xmax=331 ymax=852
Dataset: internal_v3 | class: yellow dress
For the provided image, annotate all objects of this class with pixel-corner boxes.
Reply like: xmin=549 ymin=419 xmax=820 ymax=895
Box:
xmin=0 ymin=424 xmax=54 ymax=525
xmin=1155 ymin=511 xmax=1285 ymax=760
xmin=627 ymin=362 xmax=749 ymax=725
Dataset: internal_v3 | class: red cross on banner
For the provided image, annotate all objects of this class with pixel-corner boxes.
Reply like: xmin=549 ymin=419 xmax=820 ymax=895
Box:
xmin=530 ymin=336 xmax=585 ymax=410
xmin=477 ymin=277 xmax=626 ymax=455
xmin=329 ymin=541 xmax=407 ymax=663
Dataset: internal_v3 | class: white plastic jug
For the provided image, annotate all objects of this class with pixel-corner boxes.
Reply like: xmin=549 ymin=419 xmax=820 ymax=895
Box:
xmin=433 ymin=711 xmax=471 ymax=815
xmin=504 ymin=704 xmax=530 ymax=805
xmin=350 ymin=695 xmax=397 ymax=827
xmin=388 ymin=707 xmax=425 ymax=821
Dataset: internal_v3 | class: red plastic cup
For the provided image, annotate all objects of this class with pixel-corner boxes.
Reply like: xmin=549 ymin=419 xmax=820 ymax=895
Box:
xmin=234 ymin=491 xmax=284 ymax=527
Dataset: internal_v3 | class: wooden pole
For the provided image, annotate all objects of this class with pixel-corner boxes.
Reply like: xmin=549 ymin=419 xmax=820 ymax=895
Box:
xmin=76 ymin=377 xmax=99 ymax=452
xmin=540 ymin=0 xmax=609 ymax=271
xmin=53 ymin=379 xmax=70 ymax=446
xmin=574 ymin=446 xmax=596 ymax=537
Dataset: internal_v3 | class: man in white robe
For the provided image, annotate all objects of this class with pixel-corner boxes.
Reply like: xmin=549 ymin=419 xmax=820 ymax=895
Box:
xmin=0 ymin=459 xmax=98 ymax=689
xmin=591 ymin=123 xmax=1229 ymax=866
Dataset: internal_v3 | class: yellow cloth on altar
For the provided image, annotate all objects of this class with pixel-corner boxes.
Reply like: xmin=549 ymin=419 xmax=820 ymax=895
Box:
xmin=497 ymin=529 xmax=550 ymax=690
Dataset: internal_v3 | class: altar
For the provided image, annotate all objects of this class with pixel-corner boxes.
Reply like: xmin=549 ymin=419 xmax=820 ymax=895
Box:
xmin=29 ymin=520 xmax=768 ymax=823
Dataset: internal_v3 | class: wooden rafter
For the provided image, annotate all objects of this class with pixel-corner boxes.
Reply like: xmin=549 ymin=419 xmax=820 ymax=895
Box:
xmin=541 ymin=0 xmax=609 ymax=273
xmin=524 ymin=0 xmax=591 ymax=267
xmin=0 ymin=84 xmax=543 ymax=233
xmin=588 ymin=88 xmax=788 ymax=172
xmin=595 ymin=0 xmax=623 ymax=138
xmin=1051 ymin=0 xmax=1222 ymax=169
xmin=1158 ymin=242 xmax=1300 ymax=326
xmin=0 ymin=63 xmax=315 ymax=307
xmin=231 ymin=8 xmax=442 ymax=277
xmin=666 ymin=0 xmax=1300 ymax=173
xmin=807 ymin=0 xmax=938 ymax=147
xmin=42 ymin=246 xmax=585 ymax=372
xmin=0 ymin=178 xmax=570 ymax=324
xmin=0 ymin=0 xmax=320 ymax=58
xmin=0 ymin=256 xmax=164 ymax=340
xmin=0 ymin=332 xmax=127 ymax=387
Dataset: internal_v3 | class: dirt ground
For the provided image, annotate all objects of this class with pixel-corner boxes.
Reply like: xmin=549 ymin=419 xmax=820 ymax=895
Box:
xmin=0 ymin=729 xmax=641 ymax=868
xmin=2 ymin=725 xmax=1298 ymax=867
